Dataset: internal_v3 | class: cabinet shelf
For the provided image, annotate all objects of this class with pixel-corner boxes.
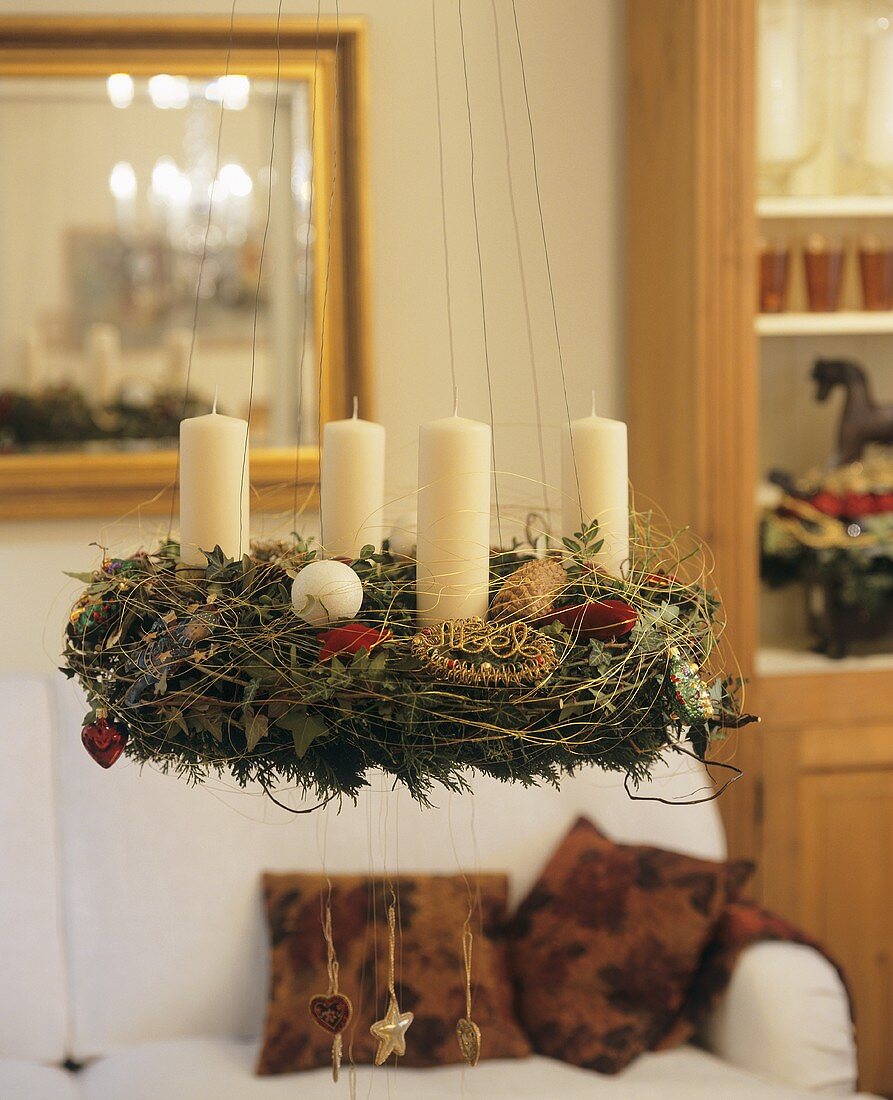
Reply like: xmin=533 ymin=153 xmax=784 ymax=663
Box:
xmin=756 ymin=311 xmax=893 ymax=336
xmin=757 ymin=195 xmax=893 ymax=219
xmin=757 ymin=647 xmax=893 ymax=678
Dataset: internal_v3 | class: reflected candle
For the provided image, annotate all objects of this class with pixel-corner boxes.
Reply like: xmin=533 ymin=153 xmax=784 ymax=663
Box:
xmin=178 ymin=398 xmax=249 ymax=566
xmin=416 ymin=413 xmax=492 ymax=626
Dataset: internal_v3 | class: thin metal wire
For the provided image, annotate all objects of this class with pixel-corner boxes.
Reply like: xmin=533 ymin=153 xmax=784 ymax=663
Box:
xmin=240 ymin=0 xmax=285 ymax=556
xmin=167 ymin=0 xmax=238 ymax=542
xmin=457 ymin=0 xmax=503 ymax=547
xmin=490 ymin=0 xmax=549 ymax=517
xmin=509 ymin=0 xmax=583 ymax=523
xmin=315 ymin=0 xmax=342 ymax=553
xmin=292 ymin=0 xmax=324 ymax=528
xmin=431 ymin=0 xmax=458 ymax=404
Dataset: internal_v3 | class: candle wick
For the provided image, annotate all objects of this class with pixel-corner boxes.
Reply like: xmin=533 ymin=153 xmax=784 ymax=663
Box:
xmin=212 ymin=386 xmax=218 ymax=415
xmin=352 ymin=395 xmax=359 ymax=419
xmin=453 ymin=386 xmax=459 ymax=417
xmin=591 ymin=390 xmax=596 ymax=418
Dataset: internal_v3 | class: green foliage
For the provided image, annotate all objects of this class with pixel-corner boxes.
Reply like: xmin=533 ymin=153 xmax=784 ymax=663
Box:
xmin=62 ymin=523 xmax=752 ymax=806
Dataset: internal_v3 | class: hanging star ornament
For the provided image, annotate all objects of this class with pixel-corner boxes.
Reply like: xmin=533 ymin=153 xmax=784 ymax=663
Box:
xmin=370 ymin=993 xmax=413 ymax=1065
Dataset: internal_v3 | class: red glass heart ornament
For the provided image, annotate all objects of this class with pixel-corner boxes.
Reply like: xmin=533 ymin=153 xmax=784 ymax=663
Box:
xmin=81 ymin=717 xmax=128 ymax=769
xmin=309 ymin=993 xmax=353 ymax=1035
xmin=540 ymin=598 xmax=637 ymax=640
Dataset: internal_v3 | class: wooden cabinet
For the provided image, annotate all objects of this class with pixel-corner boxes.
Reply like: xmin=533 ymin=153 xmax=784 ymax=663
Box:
xmin=762 ymin=709 xmax=893 ymax=1095
xmin=627 ymin=2 xmax=893 ymax=1093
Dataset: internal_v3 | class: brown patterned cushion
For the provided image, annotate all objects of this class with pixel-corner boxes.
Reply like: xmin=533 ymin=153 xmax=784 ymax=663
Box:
xmin=257 ymin=872 xmax=531 ymax=1074
xmin=510 ymin=817 xmax=753 ymax=1074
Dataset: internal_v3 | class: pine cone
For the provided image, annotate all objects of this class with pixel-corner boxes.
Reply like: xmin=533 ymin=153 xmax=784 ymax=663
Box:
xmin=491 ymin=557 xmax=569 ymax=622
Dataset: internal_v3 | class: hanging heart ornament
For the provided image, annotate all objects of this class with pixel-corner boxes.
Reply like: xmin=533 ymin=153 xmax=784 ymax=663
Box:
xmin=81 ymin=716 xmax=128 ymax=769
xmin=456 ymin=1017 xmax=481 ymax=1066
xmin=309 ymin=992 xmax=353 ymax=1035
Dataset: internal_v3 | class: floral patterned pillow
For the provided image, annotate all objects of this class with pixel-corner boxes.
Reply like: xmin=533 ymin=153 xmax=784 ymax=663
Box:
xmin=510 ymin=816 xmax=753 ymax=1074
xmin=257 ymin=872 xmax=530 ymax=1074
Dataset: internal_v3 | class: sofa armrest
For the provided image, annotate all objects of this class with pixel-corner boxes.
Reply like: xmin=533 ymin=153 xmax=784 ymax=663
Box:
xmin=700 ymin=941 xmax=858 ymax=1094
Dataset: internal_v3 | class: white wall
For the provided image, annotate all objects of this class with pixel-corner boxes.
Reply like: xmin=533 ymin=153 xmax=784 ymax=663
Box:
xmin=0 ymin=0 xmax=623 ymax=673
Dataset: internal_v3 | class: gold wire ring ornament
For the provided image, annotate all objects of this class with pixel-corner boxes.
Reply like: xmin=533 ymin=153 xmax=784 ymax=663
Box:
xmin=411 ymin=616 xmax=558 ymax=687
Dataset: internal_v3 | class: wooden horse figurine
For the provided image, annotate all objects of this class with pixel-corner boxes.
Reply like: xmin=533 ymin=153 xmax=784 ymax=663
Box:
xmin=812 ymin=358 xmax=893 ymax=465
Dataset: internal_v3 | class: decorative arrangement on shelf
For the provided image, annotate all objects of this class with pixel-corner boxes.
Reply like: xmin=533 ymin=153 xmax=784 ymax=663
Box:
xmin=811 ymin=358 xmax=893 ymax=465
xmin=762 ymin=461 xmax=893 ymax=658
xmin=0 ymin=381 xmax=215 ymax=451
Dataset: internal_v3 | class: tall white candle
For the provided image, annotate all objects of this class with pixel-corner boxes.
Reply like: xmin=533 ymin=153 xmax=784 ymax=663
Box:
xmin=562 ymin=401 xmax=629 ymax=576
xmin=865 ymin=30 xmax=893 ymax=168
xmin=179 ymin=401 xmax=250 ymax=566
xmin=416 ymin=414 xmax=492 ymax=626
xmin=320 ymin=399 xmax=386 ymax=558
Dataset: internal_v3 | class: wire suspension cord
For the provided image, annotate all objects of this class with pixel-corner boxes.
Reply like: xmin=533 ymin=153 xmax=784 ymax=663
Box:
xmin=240 ymin=0 xmax=285 ymax=555
xmin=167 ymin=0 xmax=238 ymax=542
xmin=490 ymin=0 xmax=549 ymax=517
xmin=457 ymin=0 xmax=503 ymax=547
xmin=431 ymin=0 xmax=458 ymax=404
xmin=509 ymin=0 xmax=583 ymax=521
xmin=315 ymin=0 xmax=342 ymax=552
xmin=292 ymin=0 xmax=325 ymax=528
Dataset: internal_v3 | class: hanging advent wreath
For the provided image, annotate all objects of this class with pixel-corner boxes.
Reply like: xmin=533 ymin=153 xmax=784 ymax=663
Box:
xmin=62 ymin=517 xmax=755 ymax=807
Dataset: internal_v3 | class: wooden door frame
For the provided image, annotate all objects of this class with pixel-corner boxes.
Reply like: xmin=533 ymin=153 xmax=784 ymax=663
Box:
xmin=626 ymin=0 xmax=761 ymax=862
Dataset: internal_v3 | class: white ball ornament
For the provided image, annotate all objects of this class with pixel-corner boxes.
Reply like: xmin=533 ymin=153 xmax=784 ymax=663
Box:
xmin=291 ymin=560 xmax=364 ymax=626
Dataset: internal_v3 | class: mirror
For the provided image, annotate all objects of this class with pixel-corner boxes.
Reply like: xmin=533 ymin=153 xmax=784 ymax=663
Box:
xmin=0 ymin=17 xmax=371 ymax=517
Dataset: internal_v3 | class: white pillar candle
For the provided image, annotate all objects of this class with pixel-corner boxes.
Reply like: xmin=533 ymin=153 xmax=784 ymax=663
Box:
xmin=85 ymin=323 xmax=121 ymax=401
xmin=561 ymin=401 xmax=629 ymax=576
xmin=320 ymin=399 xmax=386 ymax=558
xmin=865 ymin=31 xmax=893 ymax=168
xmin=179 ymin=402 xmax=250 ymax=566
xmin=416 ymin=414 xmax=492 ymax=626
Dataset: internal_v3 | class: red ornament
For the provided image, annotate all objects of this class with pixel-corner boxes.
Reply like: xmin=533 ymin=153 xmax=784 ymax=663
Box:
xmin=317 ymin=622 xmax=392 ymax=662
xmin=81 ymin=717 xmax=128 ymax=769
xmin=540 ymin=598 xmax=637 ymax=640
xmin=810 ymin=490 xmax=844 ymax=518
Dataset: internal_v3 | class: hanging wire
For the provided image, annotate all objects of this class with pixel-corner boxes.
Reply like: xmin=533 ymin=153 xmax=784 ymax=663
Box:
xmin=315 ymin=0 xmax=342 ymax=551
xmin=292 ymin=0 xmax=324 ymax=529
xmin=238 ymin=0 xmax=285 ymax=556
xmin=457 ymin=0 xmax=503 ymax=547
xmin=509 ymin=0 xmax=583 ymax=522
xmin=489 ymin=0 xmax=549 ymax=517
xmin=431 ymin=0 xmax=458 ymax=404
xmin=167 ymin=0 xmax=238 ymax=542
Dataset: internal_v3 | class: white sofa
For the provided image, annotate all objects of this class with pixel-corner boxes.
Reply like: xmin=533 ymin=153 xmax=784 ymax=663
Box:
xmin=0 ymin=674 xmax=877 ymax=1099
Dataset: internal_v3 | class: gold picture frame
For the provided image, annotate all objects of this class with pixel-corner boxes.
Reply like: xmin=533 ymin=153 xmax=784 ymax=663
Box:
xmin=0 ymin=16 xmax=372 ymax=519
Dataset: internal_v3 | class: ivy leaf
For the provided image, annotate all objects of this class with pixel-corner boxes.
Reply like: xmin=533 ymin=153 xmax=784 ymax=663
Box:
xmin=64 ymin=570 xmax=98 ymax=583
xmin=276 ymin=707 xmax=327 ymax=758
xmin=245 ymin=711 xmax=269 ymax=751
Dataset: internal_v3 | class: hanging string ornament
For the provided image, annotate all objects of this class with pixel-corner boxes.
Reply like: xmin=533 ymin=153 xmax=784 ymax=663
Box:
xmin=455 ymin=912 xmax=481 ymax=1066
xmin=370 ymin=901 xmax=414 ymax=1064
xmin=308 ymin=898 xmax=353 ymax=1082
